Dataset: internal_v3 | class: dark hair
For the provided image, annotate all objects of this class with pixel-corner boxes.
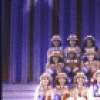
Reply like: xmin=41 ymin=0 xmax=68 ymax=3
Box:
xmin=49 ymin=56 xmax=64 ymax=64
xmin=67 ymin=53 xmax=77 ymax=58
xmin=56 ymin=77 xmax=68 ymax=85
xmin=67 ymin=40 xmax=78 ymax=46
xmin=82 ymin=37 xmax=98 ymax=53
xmin=51 ymin=40 xmax=62 ymax=47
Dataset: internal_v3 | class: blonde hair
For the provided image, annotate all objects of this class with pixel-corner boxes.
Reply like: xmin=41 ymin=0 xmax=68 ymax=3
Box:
xmin=69 ymin=86 xmax=79 ymax=100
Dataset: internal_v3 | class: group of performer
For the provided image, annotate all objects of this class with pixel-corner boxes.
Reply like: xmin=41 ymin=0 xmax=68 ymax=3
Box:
xmin=34 ymin=34 xmax=100 ymax=100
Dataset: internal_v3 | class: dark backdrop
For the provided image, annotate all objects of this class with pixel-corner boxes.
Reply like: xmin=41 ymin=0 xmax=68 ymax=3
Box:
xmin=2 ymin=0 xmax=100 ymax=83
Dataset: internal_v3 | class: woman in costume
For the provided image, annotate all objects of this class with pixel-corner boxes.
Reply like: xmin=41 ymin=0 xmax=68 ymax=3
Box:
xmin=64 ymin=34 xmax=81 ymax=58
xmin=34 ymin=73 xmax=53 ymax=100
xmin=73 ymin=72 xmax=89 ymax=100
xmin=46 ymin=51 xmax=64 ymax=87
xmin=47 ymin=35 xmax=63 ymax=63
xmin=81 ymin=48 xmax=100 ymax=85
xmin=82 ymin=35 xmax=98 ymax=54
xmin=87 ymin=70 xmax=100 ymax=100
xmin=53 ymin=73 xmax=70 ymax=100
xmin=64 ymin=47 xmax=81 ymax=85
xmin=82 ymin=35 xmax=100 ymax=60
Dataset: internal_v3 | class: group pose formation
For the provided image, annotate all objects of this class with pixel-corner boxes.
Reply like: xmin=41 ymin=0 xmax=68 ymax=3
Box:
xmin=34 ymin=34 xmax=100 ymax=100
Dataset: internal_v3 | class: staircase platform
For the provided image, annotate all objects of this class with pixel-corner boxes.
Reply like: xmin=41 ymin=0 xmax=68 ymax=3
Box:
xmin=2 ymin=84 xmax=39 ymax=100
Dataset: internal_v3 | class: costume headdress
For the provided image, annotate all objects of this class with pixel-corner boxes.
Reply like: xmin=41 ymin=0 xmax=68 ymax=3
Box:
xmin=85 ymin=48 xmax=95 ymax=54
xmin=67 ymin=34 xmax=78 ymax=41
xmin=51 ymin=35 xmax=62 ymax=41
xmin=74 ymin=72 xmax=86 ymax=80
xmin=56 ymin=73 xmax=67 ymax=79
xmin=84 ymin=35 xmax=95 ymax=41
xmin=40 ymin=73 xmax=52 ymax=81
xmin=50 ymin=51 xmax=61 ymax=56
xmin=66 ymin=47 xmax=77 ymax=53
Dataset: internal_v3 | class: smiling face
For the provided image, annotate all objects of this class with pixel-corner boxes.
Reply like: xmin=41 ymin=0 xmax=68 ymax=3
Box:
xmin=58 ymin=77 xmax=66 ymax=85
xmin=53 ymin=40 xmax=60 ymax=47
xmin=87 ymin=53 xmax=94 ymax=61
xmin=96 ymin=73 xmax=100 ymax=84
xmin=53 ymin=56 xmax=59 ymax=63
xmin=68 ymin=52 xmax=75 ymax=58
xmin=42 ymin=77 xmax=50 ymax=86
xmin=76 ymin=76 xmax=85 ymax=85
xmin=86 ymin=39 xmax=93 ymax=47
xmin=69 ymin=40 xmax=77 ymax=47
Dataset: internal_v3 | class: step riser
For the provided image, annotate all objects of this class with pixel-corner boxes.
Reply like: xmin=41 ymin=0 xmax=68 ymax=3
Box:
xmin=3 ymin=84 xmax=38 ymax=90
xmin=2 ymin=97 xmax=34 ymax=100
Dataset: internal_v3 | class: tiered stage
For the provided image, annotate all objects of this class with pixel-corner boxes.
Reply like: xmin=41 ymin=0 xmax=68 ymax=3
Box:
xmin=2 ymin=84 xmax=38 ymax=100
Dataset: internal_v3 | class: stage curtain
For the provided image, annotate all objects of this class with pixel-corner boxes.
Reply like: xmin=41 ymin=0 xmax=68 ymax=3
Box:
xmin=1 ymin=0 xmax=100 ymax=83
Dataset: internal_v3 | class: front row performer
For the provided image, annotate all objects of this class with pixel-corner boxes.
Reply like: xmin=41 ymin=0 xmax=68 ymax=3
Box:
xmin=34 ymin=71 xmax=100 ymax=100
xmin=53 ymin=73 xmax=70 ymax=100
xmin=74 ymin=72 xmax=89 ymax=100
xmin=34 ymin=73 xmax=53 ymax=100
xmin=87 ymin=70 xmax=100 ymax=100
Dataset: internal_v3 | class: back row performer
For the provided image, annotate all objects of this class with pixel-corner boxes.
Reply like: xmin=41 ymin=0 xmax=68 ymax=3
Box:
xmin=47 ymin=34 xmax=100 ymax=61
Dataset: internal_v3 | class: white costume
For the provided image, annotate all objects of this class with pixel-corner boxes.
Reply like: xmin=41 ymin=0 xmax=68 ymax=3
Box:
xmin=87 ymin=70 xmax=100 ymax=100
xmin=87 ymin=84 xmax=100 ymax=100
xmin=67 ymin=97 xmax=85 ymax=100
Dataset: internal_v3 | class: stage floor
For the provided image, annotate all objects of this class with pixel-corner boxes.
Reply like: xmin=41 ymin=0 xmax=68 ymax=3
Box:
xmin=2 ymin=84 xmax=38 ymax=100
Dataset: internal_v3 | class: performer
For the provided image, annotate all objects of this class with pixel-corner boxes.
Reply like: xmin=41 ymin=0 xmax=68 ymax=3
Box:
xmin=87 ymin=70 xmax=100 ymax=100
xmin=53 ymin=73 xmax=70 ymax=100
xmin=64 ymin=47 xmax=81 ymax=85
xmin=47 ymin=35 xmax=63 ymax=63
xmin=81 ymin=48 xmax=100 ymax=85
xmin=74 ymin=72 xmax=89 ymax=100
xmin=67 ymin=86 xmax=86 ymax=100
xmin=34 ymin=73 xmax=53 ymax=100
xmin=82 ymin=35 xmax=100 ymax=60
xmin=64 ymin=34 xmax=81 ymax=57
xmin=46 ymin=51 xmax=64 ymax=87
